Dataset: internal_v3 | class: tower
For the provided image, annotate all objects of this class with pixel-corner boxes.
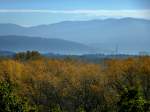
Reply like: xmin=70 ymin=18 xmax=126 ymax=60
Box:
xmin=115 ymin=44 xmax=119 ymax=55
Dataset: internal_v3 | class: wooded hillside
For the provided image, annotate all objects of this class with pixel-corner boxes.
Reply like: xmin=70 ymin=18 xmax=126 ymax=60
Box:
xmin=0 ymin=52 xmax=149 ymax=112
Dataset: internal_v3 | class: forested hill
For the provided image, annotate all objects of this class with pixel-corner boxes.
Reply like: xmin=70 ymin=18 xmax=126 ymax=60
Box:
xmin=0 ymin=35 xmax=92 ymax=54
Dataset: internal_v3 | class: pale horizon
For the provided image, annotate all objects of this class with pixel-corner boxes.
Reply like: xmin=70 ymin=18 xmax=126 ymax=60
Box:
xmin=0 ymin=0 xmax=150 ymax=26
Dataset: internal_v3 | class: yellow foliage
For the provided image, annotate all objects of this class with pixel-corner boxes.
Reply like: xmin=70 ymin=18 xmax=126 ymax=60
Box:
xmin=0 ymin=56 xmax=150 ymax=110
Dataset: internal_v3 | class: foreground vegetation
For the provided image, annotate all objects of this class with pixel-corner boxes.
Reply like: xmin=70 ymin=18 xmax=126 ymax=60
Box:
xmin=0 ymin=51 xmax=150 ymax=112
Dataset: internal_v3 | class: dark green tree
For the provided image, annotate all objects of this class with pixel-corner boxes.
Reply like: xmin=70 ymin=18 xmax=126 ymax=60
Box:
xmin=0 ymin=80 xmax=37 ymax=112
xmin=117 ymin=86 xmax=149 ymax=112
xmin=14 ymin=51 xmax=42 ymax=61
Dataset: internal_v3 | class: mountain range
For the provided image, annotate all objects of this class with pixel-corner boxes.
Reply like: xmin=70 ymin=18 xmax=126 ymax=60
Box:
xmin=0 ymin=50 xmax=15 ymax=57
xmin=0 ymin=18 xmax=150 ymax=54
xmin=0 ymin=35 xmax=92 ymax=54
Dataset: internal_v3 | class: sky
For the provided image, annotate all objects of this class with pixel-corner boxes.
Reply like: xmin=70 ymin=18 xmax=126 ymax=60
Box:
xmin=0 ymin=0 xmax=150 ymax=26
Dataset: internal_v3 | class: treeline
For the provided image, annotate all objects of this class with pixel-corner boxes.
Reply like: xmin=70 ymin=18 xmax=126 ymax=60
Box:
xmin=0 ymin=51 xmax=149 ymax=112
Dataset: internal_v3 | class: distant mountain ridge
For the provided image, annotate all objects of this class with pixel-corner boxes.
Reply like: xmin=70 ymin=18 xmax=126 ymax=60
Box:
xmin=0 ymin=18 xmax=150 ymax=53
xmin=0 ymin=50 xmax=15 ymax=57
xmin=0 ymin=18 xmax=149 ymax=42
xmin=0 ymin=35 xmax=92 ymax=54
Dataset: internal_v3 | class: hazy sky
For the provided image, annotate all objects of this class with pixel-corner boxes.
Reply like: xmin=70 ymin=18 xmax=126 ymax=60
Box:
xmin=0 ymin=0 xmax=150 ymax=26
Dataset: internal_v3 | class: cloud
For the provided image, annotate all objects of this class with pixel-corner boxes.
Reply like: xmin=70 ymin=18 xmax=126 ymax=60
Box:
xmin=0 ymin=9 xmax=150 ymax=19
